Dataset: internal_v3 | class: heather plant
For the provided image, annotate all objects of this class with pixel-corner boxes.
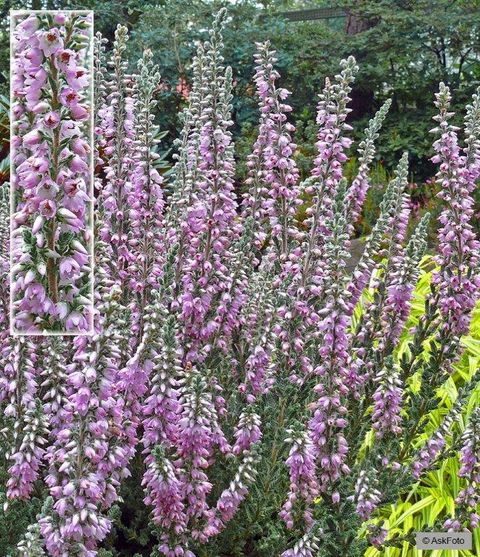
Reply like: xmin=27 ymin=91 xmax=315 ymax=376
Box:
xmin=1 ymin=8 xmax=480 ymax=557
xmin=10 ymin=11 xmax=93 ymax=334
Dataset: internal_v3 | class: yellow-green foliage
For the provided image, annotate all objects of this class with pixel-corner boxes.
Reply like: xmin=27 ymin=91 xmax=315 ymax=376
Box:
xmin=364 ymin=258 xmax=480 ymax=557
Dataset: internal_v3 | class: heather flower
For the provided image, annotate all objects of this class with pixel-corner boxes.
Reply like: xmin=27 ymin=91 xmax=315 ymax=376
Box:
xmin=7 ymin=400 xmax=48 ymax=501
xmin=280 ymin=426 xmax=319 ymax=529
xmin=300 ymin=56 xmax=358 ymax=295
xmin=431 ymin=83 xmax=480 ymax=341
xmin=443 ymin=408 xmax=480 ymax=531
xmin=211 ymin=450 xmax=259 ymax=532
xmin=371 ymin=357 xmax=403 ymax=438
xmin=65 ymin=310 xmax=89 ymax=332
xmin=17 ymin=522 xmax=46 ymax=557
xmin=243 ymin=41 xmax=300 ymax=258
xmin=59 ymin=86 xmax=79 ymax=107
xmin=282 ymin=526 xmax=321 ymax=557
xmin=127 ymin=48 xmax=166 ymax=332
xmin=346 ymin=99 xmax=391 ymax=224
xmin=379 ymin=212 xmax=430 ymax=348
xmin=23 ymin=129 xmax=43 ymax=147
xmin=36 ymin=179 xmax=59 ymax=200
xmin=59 ymin=257 xmax=81 ymax=282
xmin=70 ymin=103 xmax=89 ymax=120
xmin=353 ymin=469 xmax=382 ymax=520
xmin=16 ymin=15 xmax=39 ymax=39
xmin=55 ymin=48 xmax=76 ymax=70
xmin=39 ymin=199 xmax=56 ymax=218
xmin=233 ymin=409 xmax=262 ymax=455
xmin=96 ymin=24 xmax=135 ymax=289
xmin=347 ymin=153 xmax=409 ymax=313
xmin=2 ymin=337 xmax=43 ymax=501
xmin=38 ymin=28 xmax=63 ymax=56
xmin=308 ymin=181 xmax=352 ymax=489
xmin=66 ymin=67 xmax=89 ymax=90
xmin=143 ymin=446 xmax=186 ymax=531
xmin=174 ymin=11 xmax=242 ymax=359
xmin=43 ymin=111 xmax=60 ymax=129
xmin=367 ymin=524 xmax=388 ymax=547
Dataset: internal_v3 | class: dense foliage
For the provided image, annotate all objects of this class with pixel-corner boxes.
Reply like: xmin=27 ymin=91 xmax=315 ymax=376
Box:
xmin=1 ymin=7 xmax=480 ymax=557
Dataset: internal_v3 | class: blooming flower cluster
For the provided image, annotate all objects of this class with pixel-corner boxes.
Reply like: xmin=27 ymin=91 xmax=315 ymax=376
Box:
xmin=445 ymin=408 xmax=480 ymax=531
xmin=10 ymin=11 xmax=93 ymax=334
xmin=1 ymin=8 xmax=480 ymax=557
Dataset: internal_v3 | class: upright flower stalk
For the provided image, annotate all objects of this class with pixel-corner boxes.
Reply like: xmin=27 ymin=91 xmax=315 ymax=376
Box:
xmin=243 ymin=41 xmax=300 ymax=260
xmin=96 ymin=24 xmax=135 ymax=291
xmin=10 ymin=11 xmax=93 ymax=333
xmin=177 ymin=11 xmax=242 ymax=361
xmin=431 ymin=83 xmax=480 ymax=342
xmin=128 ymin=49 xmax=165 ymax=334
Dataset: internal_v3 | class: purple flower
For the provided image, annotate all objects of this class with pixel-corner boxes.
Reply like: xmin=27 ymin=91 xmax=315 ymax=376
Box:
xmin=15 ymin=15 xmax=39 ymax=39
xmin=44 ymin=111 xmax=60 ymax=129
xmin=66 ymin=67 xmax=89 ymax=90
xmin=280 ymin=427 xmax=318 ymax=529
xmin=65 ymin=311 xmax=89 ymax=332
xmin=371 ymin=357 xmax=403 ymax=438
xmin=23 ymin=129 xmax=42 ymax=147
xmin=353 ymin=469 xmax=382 ymax=520
xmin=36 ymin=178 xmax=59 ymax=200
xmin=39 ymin=199 xmax=57 ymax=218
xmin=59 ymin=257 xmax=82 ymax=282
xmin=56 ymin=49 xmax=76 ymax=70
xmin=70 ymin=103 xmax=88 ymax=120
xmin=38 ymin=28 xmax=63 ymax=56
xmin=53 ymin=13 xmax=67 ymax=24
xmin=59 ymin=87 xmax=80 ymax=107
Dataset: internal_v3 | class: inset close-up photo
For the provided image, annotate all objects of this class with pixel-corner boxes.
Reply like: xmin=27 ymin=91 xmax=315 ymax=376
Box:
xmin=0 ymin=2 xmax=479 ymax=557
xmin=10 ymin=10 xmax=93 ymax=334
